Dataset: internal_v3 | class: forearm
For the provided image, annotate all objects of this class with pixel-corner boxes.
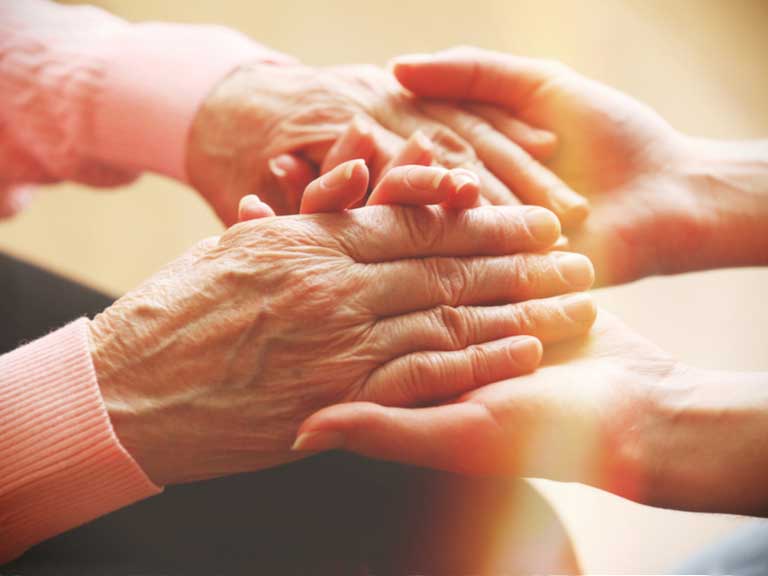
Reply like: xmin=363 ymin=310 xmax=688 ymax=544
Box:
xmin=681 ymin=137 xmax=768 ymax=271
xmin=644 ymin=366 xmax=768 ymax=515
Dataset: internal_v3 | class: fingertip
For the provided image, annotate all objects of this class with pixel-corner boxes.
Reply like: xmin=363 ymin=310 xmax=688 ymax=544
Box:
xmin=559 ymin=292 xmax=598 ymax=326
xmin=522 ymin=207 xmax=562 ymax=245
xmin=557 ymin=196 xmax=591 ymax=229
xmin=531 ymin=130 xmax=559 ymax=160
xmin=295 ymin=402 xmax=383 ymax=444
xmin=506 ymin=335 xmax=543 ymax=372
xmin=302 ymin=158 xmax=370 ymax=213
xmin=555 ymin=252 xmax=596 ymax=290
xmin=238 ymin=194 xmax=275 ymax=221
xmin=446 ymin=169 xmax=480 ymax=209
xmin=390 ymin=54 xmax=438 ymax=91
xmin=268 ymin=157 xmax=288 ymax=179
xmin=291 ymin=430 xmax=345 ymax=452
xmin=408 ymin=130 xmax=435 ymax=165
xmin=320 ymin=118 xmax=377 ymax=174
xmin=344 ymin=158 xmax=369 ymax=182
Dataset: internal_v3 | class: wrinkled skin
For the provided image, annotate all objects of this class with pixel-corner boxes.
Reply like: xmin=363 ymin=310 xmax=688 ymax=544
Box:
xmin=391 ymin=47 xmax=721 ymax=284
xmin=186 ymin=62 xmax=584 ymax=225
xmin=187 ymin=64 xmax=479 ymax=222
xmin=89 ymin=204 xmax=596 ymax=486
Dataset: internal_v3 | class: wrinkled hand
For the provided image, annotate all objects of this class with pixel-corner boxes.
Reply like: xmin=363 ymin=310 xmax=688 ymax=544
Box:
xmin=186 ymin=61 xmax=587 ymax=224
xmin=88 ymin=202 xmax=596 ymax=486
xmin=391 ymin=47 xmax=711 ymax=284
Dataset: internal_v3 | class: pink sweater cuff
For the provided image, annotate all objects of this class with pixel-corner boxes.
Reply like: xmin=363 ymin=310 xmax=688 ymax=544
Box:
xmin=85 ymin=23 xmax=294 ymax=182
xmin=0 ymin=319 xmax=161 ymax=564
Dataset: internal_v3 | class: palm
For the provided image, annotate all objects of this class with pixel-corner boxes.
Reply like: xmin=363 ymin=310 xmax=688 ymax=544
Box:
xmin=516 ymin=74 xmax=699 ymax=284
xmin=461 ymin=311 xmax=678 ymax=486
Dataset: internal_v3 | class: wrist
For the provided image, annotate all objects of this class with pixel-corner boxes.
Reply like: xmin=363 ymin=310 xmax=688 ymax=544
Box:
xmin=676 ymin=136 xmax=768 ymax=270
xmin=641 ymin=366 xmax=768 ymax=514
xmin=186 ymin=61 xmax=315 ymax=222
xmin=87 ymin=311 xmax=167 ymax=486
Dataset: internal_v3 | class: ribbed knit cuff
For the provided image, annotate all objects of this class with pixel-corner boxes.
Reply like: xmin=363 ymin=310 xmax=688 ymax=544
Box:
xmin=0 ymin=319 xmax=161 ymax=564
xmin=86 ymin=21 xmax=296 ymax=182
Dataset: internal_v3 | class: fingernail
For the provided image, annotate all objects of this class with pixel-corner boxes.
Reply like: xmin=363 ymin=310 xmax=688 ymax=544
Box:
xmin=450 ymin=169 xmax=479 ymax=193
xmin=556 ymin=252 xmax=595 ymax=288
xmin=391 ymin=53 xmax=434 ymax=66
xmin=344 ymin=158 xmax=365 ymax=180
xmin=552 ymin=190 xmax=590 ymax=226
xmin=406 ymin=166 xmax=448 ymax=190
xmin=326 ymin=159 xmax=365 ymax=186
xmin=239 ymin=194 xmax=261 ymax=212
xmin=560 ymin=292 xmax=596 ymax=323
xmin=507 ymin=336 xmax=542 ymax=367
xmin=268 ymin=158 xmax=287 ymax=178
xmin=432 ymin=169 xmax=448 ymax=189
xmin=523 ymin=207 xmax=560 ymax=244
xmin=291 ymin=431 xmax=345 ymax=452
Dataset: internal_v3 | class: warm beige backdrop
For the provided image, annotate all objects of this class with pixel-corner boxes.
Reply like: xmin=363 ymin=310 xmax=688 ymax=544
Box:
xmin=2 ymin=1 xmax=767 ymax=572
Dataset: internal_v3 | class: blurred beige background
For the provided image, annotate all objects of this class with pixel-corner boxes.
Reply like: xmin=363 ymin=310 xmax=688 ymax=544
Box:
xmin=2 ymin=0 xmax=767 ymax=572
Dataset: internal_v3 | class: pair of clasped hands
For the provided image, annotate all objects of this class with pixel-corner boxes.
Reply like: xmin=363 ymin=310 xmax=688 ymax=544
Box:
xmin=93 ymin=47 xmax=762 ymax=515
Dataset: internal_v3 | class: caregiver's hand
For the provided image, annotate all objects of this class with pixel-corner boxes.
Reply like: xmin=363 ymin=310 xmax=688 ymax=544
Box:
xmin=185 ymin=61 xmax=587 ymax=224
xmin=87 ymin=203 xmax=595 ymax=487
xmin=296 ymin=311 xmax=768 ymax=516
xmin=391 ymin=47 xmax=768 ymax=284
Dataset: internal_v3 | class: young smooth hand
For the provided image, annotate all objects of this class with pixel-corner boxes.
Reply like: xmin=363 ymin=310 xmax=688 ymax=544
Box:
xmin=296 ymin=310 xmax=768 ymax=516
xmin=390 ymin=47 xmax=768 ymax=284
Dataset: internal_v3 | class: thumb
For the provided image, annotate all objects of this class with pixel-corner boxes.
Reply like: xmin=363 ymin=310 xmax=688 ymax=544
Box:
xmin=390 ymin=47 xmax=558 ymax=111
xmin=268 ymin=153 xmax=317 ymax=213
xmin=292 ymin=401 xmax=509 ymax=476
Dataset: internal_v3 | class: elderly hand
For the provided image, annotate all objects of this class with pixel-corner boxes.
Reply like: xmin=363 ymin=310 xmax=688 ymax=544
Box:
xmin=185 ymin=61 xmax=588 ymax=224
xmin=389 ymin=47 xmax=738 ymax=285
xmin=295 ymin=311 xmax=768 ymax=515
xmin=88 ymin=200 xmax=596 ymax=487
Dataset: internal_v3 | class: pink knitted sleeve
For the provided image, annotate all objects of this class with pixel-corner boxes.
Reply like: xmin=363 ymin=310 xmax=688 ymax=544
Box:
xmin=0 ymin=319 xmax=161 ymax=564
xmin=0 ymin=0 xmax=294 ymax=215
xmin=0 ymin=0 xmax=295 ymax=562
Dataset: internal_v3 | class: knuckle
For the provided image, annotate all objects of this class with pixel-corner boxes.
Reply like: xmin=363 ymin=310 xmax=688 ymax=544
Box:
xmin=427 ymin=258 xmax=470 ymax=306
xmin=506 ymin=254 xmax=531 ymax=299
xmin=432 ymin=304 xmax=472 ymax=350
xmin=469 ymin=210 xmax=512 ymax=254
xmin=402 ymin=207 xmax=446 ymax=250
xmin=509 ymin=302 xmax=539 ymax=335
xmin=466 ymin=345 xmax=492 ymax=384
xmin=401 ymin=353 xmax=445 ymax=398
